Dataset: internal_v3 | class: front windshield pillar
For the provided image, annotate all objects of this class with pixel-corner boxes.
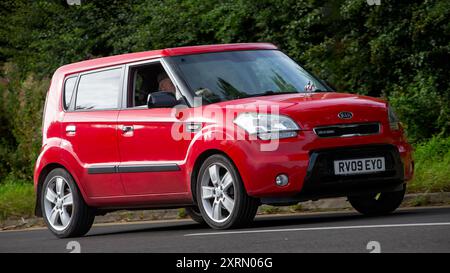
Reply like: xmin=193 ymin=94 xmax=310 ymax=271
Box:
xmin=162 ymin=57 xmax=195 ymax=107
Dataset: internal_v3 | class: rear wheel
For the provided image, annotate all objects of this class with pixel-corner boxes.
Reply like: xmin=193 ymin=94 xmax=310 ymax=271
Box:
xmin=196 ymin=154 xmax=259 ymax=229
xmin=185 ymin=206 xmax=206 ymax=225
xmin=41 ymin=168 xmax=95 ymax=238
xmin=348 ymin=186 xmax=406 ymax=216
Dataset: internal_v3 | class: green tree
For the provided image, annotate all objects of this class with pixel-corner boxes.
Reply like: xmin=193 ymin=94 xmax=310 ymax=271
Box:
xmin=0 ymin=0 xmax=449 ymax=182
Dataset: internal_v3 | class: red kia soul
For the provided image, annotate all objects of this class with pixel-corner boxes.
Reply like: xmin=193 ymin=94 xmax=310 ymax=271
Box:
xmin=34 ymin=43 xmax=413 ymax=237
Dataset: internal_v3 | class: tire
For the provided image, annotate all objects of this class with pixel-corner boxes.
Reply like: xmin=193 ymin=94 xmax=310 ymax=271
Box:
xmin=41 ymin=168 xmax=95 ymax=238
xmin=185 ymin=206 xmax=206 ymax=225
xmin=196 ymin=154 xmax=259 ymax=229
xmin=348 ymin=186 xmax=406 ymax=216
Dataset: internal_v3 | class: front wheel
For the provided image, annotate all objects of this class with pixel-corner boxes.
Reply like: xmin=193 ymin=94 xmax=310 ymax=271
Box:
xmin=41 ymin=168 xmax=95 ymax=238
xmin=196 ymin=154 xmax=259 ymax=229
xmin=348 ymin=186 xmax=406 ymax=216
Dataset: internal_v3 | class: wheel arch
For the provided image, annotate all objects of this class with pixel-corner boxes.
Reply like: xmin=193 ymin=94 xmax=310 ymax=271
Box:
xmin=190 ymin=149 xmax=247 ymax=205
xmin=35 ymin=163 xmax=68 ymax=217
xmin=35 ymin=162 xmax=87 ymax=217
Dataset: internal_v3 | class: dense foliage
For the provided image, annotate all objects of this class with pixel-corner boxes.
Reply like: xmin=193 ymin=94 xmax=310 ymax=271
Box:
xmin=0 ymin=0 xmax=449 ymax=182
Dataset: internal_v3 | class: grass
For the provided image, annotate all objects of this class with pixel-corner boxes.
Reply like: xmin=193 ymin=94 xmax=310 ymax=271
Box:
xmin=0 ymin=136 xmax=449 ymax=221
xmin=407 ymin=136 xmax=450 ymax=193
xmin=177 ymin=208 xmax=187 ymax=219
xmin=409 ymin=195 xmax=431 ymax=207
xmin=0 ymin=180 xmax=35 ymax=220
xmin=259 ymin=205 xmax=282 ymax=214
xmin=289 ymin=204 xmax=303 ymax=212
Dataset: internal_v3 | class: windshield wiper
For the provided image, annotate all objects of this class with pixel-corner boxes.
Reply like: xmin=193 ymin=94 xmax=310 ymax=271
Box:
xmin=241 ymin=91 xmax=298 ymax=98
xmin=312 ymin=88 xmax=328 ymax=92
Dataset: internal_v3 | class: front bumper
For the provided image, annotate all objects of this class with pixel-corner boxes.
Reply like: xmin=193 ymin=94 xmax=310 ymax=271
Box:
xmin=261 ymin=145 xmax=405 ymax=205
xmin=227 ymin=131 xmax=413 ymax=199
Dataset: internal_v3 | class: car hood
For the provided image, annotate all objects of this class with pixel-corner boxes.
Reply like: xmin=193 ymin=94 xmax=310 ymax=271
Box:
xmin=216 ymin=92 xmax=388 ymax=130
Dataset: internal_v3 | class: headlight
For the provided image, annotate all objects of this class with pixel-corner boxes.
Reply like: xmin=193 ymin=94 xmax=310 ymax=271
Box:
xmin=233 ymin=113 xmax=300 ymax=140
xmin=388 ymin=106 xmax=400 ymax=131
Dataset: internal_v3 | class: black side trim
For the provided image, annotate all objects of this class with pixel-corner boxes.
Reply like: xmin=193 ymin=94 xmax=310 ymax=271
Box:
xmin=88 ymin=164 xmax=180 ymax=174
xmin=88 ymin=165 xmax=117 ymax=174
xmin=117 ymin=164 xmax=180 ymax=173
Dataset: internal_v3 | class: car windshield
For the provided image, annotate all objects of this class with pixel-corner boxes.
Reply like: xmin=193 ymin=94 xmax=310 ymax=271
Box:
xmin=170 ymin=50 xmax=329 ymax=104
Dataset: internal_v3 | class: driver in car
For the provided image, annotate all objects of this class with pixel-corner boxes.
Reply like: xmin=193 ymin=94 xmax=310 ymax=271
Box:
xmin=157 ymin=72 xmax=176 ymax=94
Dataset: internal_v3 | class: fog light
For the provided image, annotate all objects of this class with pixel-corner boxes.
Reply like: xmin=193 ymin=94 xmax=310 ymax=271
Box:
xmin=275 ymin=174 xmax=289 ymax=187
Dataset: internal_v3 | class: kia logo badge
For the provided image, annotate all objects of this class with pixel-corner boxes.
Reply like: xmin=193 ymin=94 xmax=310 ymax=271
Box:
xmin=338 ymin=111 xmax=353 ymax=119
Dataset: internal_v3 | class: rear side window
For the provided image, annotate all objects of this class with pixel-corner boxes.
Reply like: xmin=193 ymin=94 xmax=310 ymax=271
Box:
xmin=75 ymin=68 xmax=122 ymax=110
xmin=64 ymin=77 xmax=77 ymax=110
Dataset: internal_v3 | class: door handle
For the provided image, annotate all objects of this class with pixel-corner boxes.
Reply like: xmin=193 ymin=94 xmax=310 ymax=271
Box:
xmin=121 ymin=125 xmax=134 ymax=133
xmin=185 ymin=122 xmax=202 ymax=132
xmin=66 ymin=125 xmax=76 ymax=134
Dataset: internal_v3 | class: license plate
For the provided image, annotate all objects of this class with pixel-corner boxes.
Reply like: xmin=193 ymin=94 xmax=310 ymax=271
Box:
xmin=334 ymin=157 xmax=385 ymax=175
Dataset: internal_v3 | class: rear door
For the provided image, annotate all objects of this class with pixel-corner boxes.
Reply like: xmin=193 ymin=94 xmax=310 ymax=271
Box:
xmin=62 ymin=66 xmax=125 ymax=198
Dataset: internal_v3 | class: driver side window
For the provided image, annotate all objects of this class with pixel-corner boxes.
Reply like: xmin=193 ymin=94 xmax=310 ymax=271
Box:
xmin=127 ymin=62 xmax=182 ymax=108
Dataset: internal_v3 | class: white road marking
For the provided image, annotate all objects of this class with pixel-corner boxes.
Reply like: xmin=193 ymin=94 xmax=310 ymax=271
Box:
xmin=185 ymin=222 xmax=450 ymax=237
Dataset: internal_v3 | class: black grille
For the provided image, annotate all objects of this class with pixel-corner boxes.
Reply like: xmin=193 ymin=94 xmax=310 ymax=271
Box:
xmin=314 ymin=123 xmax=380 ymax=138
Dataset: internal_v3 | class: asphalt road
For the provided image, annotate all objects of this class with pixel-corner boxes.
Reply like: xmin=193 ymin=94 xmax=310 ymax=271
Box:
xmin=1 ymin=207 xmax=449 ymax=253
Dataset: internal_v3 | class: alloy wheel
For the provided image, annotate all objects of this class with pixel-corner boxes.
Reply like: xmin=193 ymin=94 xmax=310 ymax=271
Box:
xmin=43 ymin=176 xmax=73 ymax=231
xmin=200 ymin=163 xmax=236 ymax=223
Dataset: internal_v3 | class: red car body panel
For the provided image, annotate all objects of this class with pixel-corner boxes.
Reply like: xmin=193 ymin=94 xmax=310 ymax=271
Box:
xmin=34 ymin=43 xmax=413 ymax=210
xmin=117 ymin=108 xmax=190 ymax=196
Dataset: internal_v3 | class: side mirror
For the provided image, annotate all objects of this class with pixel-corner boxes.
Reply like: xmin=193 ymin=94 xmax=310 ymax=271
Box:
xmin=147 ymin=91 xmax=178 ymax=108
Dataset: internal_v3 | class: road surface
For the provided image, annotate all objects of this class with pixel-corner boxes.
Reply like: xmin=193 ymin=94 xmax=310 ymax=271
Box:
xmin=1 ymin=207 xmax=449 ymax=253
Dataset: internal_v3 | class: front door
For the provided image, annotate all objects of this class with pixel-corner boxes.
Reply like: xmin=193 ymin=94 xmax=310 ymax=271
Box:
xmin=117 ymin=60 xmax=190 ymax=195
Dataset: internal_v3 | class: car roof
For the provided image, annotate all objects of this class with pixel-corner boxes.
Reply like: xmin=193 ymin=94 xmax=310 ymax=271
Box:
xmin=56 ymin=43 xmax=277 ymax=76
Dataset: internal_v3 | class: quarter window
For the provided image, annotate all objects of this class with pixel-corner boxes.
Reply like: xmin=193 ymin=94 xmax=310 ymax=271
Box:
xmin=64 ymin=77 xmax=77 ymax=109
xmin=75 ymin=68 xmax=122 ymax=110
